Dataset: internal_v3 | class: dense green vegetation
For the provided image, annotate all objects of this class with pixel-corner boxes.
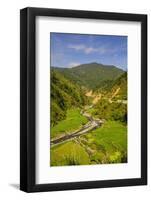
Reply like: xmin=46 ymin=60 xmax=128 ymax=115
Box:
xmin=104 ymin=72 xmax=127 ymax=100
xmin=50 ymin=62 xmax=127 ymax=166
xmin=51 ymin=121 xmax=127 ymax=165
xmin=81 ymin=120 xmax=127 ymax=164
xmin=51 ymin=108 xmax=88 ymax=138
xmin=54 ymin=62 xmax=124 ymax=90
xmin=91 ymin=72 xmax=127 ymax=123
xmin=51 ymin=141 xmax=90 ymax=166
xmin=51 ymin=69 xmax=87 ymax=126
xmin=92 ymin=100 xmax=127 ymax=124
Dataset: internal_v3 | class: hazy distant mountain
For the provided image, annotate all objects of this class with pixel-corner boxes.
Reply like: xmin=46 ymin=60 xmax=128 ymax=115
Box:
xmin=53 ymin=62 xmax=125 ymax=90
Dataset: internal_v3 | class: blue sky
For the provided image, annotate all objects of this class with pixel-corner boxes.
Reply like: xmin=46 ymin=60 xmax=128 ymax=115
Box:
xmin=50 ymin=33 xmax=127 ymax=71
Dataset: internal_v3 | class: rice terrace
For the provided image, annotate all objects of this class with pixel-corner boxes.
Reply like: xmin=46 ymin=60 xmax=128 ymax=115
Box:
xmin=50 ymin=33 xmax=127 ymax=166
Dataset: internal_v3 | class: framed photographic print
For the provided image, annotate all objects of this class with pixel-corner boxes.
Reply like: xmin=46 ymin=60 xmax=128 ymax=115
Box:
xmin=20 ymin=7 xmax=147 ymax=192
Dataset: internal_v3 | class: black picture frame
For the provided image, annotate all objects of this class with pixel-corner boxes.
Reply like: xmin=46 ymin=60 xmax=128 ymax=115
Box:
xmin=20 ymin=7 xmax=147 ymax=192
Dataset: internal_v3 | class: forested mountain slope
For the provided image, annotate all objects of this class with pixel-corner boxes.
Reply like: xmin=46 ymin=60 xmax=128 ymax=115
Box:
xmin=51 ymin=69 xmax=87 ymax=126
xmin=54 ymin=62 xmax=125 ymax=90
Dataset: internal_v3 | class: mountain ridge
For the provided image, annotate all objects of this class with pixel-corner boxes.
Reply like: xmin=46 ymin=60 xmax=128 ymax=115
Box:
xmin=52 ymin=62 xmax=125 ymax=90
xmin=52 ymin=62 xmax=125 ymax=71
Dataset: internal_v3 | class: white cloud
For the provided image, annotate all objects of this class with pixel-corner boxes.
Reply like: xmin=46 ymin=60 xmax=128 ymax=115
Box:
xmin=68 ymin=62 xmax=81 ymax=68
xmin=84 ymin=47 xmax=95 ymax=54
xmin=68 ymin=44 xmax=108 ymax=55
xmin=68 ymin=44 xmax=85 ymax=51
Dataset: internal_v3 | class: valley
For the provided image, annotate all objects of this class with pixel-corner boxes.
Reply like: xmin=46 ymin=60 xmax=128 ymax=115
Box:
xmin=50 ymin=62 xmax=127 ymax=166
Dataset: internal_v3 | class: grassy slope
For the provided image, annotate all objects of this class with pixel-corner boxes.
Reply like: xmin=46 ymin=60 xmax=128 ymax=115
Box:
xmin=51 ymin=108 xmax=88 ymax=138
xmin=90 ymin=121 xmax=127 ymax=151
xmin=50 ymin=121 xmax=127 ymax=166
xmin=83 ymin=121 xmax=127 ymax=163
xmin=50 ymin=141 xmax=90 ymax=166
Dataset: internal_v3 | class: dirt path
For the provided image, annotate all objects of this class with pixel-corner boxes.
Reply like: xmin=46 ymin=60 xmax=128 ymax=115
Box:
xmin=85 ymin=90 xmax=101 ymax=104
xmin=109 ymin=87 xmax=120 ymax=103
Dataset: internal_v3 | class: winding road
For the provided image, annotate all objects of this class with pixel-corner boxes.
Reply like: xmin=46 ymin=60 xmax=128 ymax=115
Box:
xmin=51 ymin=111 xmax=104 ymax=146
